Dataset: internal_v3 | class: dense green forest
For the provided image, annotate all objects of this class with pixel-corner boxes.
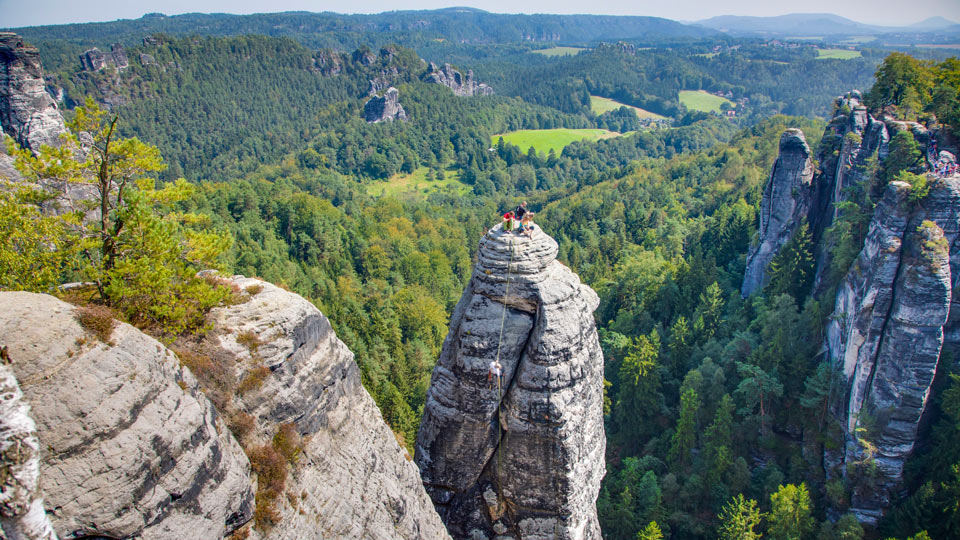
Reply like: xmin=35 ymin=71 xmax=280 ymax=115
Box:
xmin=10 ymin=8 xmax=714 ymax=69
xmin=3 ymin=18 xmax=960 ymax=539
xmin=40 ymin=34 xmax=882 ymax=186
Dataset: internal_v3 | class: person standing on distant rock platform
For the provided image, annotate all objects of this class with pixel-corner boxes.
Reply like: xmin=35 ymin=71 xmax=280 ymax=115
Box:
xmin=488 ymin=359 xmax=503 ymax=389
xmin=503 ymin=211 xmax=514 ymax=232
xmin=514 ymin=201 xmax=531 ymax=234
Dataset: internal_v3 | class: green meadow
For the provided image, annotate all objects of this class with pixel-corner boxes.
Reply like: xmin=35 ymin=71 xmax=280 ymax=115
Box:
xmin=491 ymin=128 xmax=624 ymax=155
xmin=531 ymin=46 xmax=587 ymax=57
xmin=590 ymin=95 xmax=667 ymax=120
xmin=679 ymin=90 xmax=734 ymax=113
xmin=816 ymin=48 xmax=862 ymax=59
xmin=368 ymin=167 xmax=469 ymax=198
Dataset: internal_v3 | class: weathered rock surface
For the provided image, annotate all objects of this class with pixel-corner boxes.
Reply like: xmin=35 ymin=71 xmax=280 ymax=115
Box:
xmin=364 ymin=87 xmax=407 ymax=123
xmin=415 ymin=224 xmax=605 ymax=540
xmin=424 ymin=63 xmax=494 ymax=97
xmin=0 ymin=33 xmax=67 ymax=152
xmin=0 ymin=292 xmax=254 ymax=539
xmin=207 ymin=276 xmax=450 ymax=540
xmin=824 ymin=177 xmax=960 ymax=523
xmin=741 ymin=129 xmax=815 ymax=296
xmin=0 ymin=361 xmax=58 ymax=540
xmin=808 ymin=93 xmax=891 ymax=293
xmin=742 ymin=89 xmax=960 ymax=525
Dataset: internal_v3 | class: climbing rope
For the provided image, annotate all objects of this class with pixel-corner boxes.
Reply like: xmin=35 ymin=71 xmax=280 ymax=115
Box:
xmin=492 ymin=230 xmax=515 ymax=506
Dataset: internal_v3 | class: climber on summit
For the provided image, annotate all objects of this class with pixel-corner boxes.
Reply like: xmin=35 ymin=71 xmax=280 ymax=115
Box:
xmin=514 ymin=201 xmax=535 ymax=235
xmin=488 ymin=359 xmax=503 ymax=389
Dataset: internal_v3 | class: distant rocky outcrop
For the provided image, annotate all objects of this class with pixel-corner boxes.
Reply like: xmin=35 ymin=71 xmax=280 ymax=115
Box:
xmin=741 ymin=129 xmax=815 ymax=296
xmin=364 ymin=87 xmax=407 ymax=123
xmin=415 ymin=224 xmax=605 ymax=539
xmin=0 ymin=33 xmax=67 ymax=152
xmin=206 ymin=275 xmax=450 ymax=539
xmin=79 ymin=44 xmax=129 ymax=71
xmin=824 ymin=177 xmax=959 ymax=524
xmin=743 ymin=89 xmax=960 ymax=525
xmin=424 ymin=63 xmax=494 ymax=97
xmin=0 ymin=292 xmax=255 ymax=539
xmin=741 ymin=92 xmax=891 ymax=297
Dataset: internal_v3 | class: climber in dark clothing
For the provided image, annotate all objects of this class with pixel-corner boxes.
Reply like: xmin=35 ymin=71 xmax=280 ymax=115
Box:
xmin=514 ymin=201 xmax=528 ymax=221
xmin=513 ymin=201 xmax=528 ymax=234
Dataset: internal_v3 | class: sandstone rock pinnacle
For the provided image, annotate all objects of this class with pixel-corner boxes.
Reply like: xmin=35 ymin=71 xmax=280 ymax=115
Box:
xmin=741 ymin=128 xmax=815 ymax=297
xmin=415 ymin=224 xmax=605 ymax=540
xmin=825 ymin=178 xmax=960 ymax=524
xmin=0 ymin=33 xmax=67 ymax=153
xmin=363 ymin=87 xmax=407 ymax=123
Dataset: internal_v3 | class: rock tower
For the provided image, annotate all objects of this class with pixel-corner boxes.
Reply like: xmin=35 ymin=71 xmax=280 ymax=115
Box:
xmin=415 ymin=224 xmax=605 ymax=540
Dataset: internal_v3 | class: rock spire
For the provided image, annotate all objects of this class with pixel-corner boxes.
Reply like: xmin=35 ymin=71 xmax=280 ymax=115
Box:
xmin=364 ymin=87 xmax=407 ymax=123
xmin=424 ymin=62 xmax=494 ymax=96
xmin=415 ymin=224 xmax=605 ymax=540
xmin=741 ymin=129 xmax=815 ymax=296
xmin=0 ymin=33 xmax=67 ymax=152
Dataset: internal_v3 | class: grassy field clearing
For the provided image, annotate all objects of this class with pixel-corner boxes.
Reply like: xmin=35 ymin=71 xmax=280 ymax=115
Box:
xmin=816 ymin=48 xmax=862 ymax=59
xmin=679 ymin=90 xmax=733 ymax=113
xmin=590 ymin=95 xmax=667 ymax=120
xmin=914 ymin=43 xmax=960 ymax=49
xmin=491 ymin=128 xmax=624 ymax=154
xmin=368 ymin=167 xmax=469 ymax=198
xmin=531 ymin=46 xmax=587 ymax=57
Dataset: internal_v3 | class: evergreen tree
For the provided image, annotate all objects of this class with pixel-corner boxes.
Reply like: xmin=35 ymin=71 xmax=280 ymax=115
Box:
xmin=765 ymin=224 xmax=814 ymax=305
xmin=717 ymin=494 xmax=763 ymax=540
xmin=768 ymin=483 xmax=815 ymax=540
xmin=735 ymin=362 xmax=784 ymax=437
xmin=637 ymin=521 xmax=664 ymax=540
xmin=704 ymin=394 xmax=736 ymax=486
xmin=694 ymin=282 xmax=724 ymax=343
xmin=615 ymin=330 xmax=663 ymax=446
xmin=7 ymin=99 xmax=232 ymax=338
xmin=668 ymin=387 xmax=701 ymax=471
xmin=883 ymin=131 xmax=921 ymax=184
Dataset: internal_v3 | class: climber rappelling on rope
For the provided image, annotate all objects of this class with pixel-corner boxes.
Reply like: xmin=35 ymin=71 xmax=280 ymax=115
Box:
xmin=488 ymin=359 xmax=503 ymax=389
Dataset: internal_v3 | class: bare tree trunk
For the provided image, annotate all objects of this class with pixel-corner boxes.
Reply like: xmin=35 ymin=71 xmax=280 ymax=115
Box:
xmin=0 ymin=351 xmax=58 ymax=540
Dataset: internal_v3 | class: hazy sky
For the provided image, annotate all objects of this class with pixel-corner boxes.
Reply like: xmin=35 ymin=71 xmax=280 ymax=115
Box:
xmin=2 ymin=0 xmax=958 ymax=28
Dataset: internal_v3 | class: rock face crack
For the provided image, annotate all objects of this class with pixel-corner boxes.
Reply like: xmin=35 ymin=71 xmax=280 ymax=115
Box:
xmin=416 ymin=224 xmax=605 ymax=540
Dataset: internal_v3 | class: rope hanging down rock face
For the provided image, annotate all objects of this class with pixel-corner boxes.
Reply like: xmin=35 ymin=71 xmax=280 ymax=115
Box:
xmin=492 ymin=234 xmax=514 ymax=505
xmin=488 ymin=230 xmax=562 ymax=538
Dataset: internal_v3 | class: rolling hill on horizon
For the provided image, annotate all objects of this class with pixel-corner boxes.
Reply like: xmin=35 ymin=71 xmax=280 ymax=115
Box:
xmin=4 ymin=8 xmax=717 ymax=52
xmin=695 ymin=12 xmax=960 ymax=38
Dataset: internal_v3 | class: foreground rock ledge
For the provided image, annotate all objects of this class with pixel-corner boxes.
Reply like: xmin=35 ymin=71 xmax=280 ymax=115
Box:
xmin=207 ymin=275 xmax=451 ymax=540
xmin=415 ymin=224 xmax=606 ymax=540
xmin=0 ymin=292 xmax=254 ymax=540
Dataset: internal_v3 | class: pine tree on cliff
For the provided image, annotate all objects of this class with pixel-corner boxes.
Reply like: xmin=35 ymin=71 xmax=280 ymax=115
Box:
xmin=883 ymin=130 xmax=921 ymax=184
